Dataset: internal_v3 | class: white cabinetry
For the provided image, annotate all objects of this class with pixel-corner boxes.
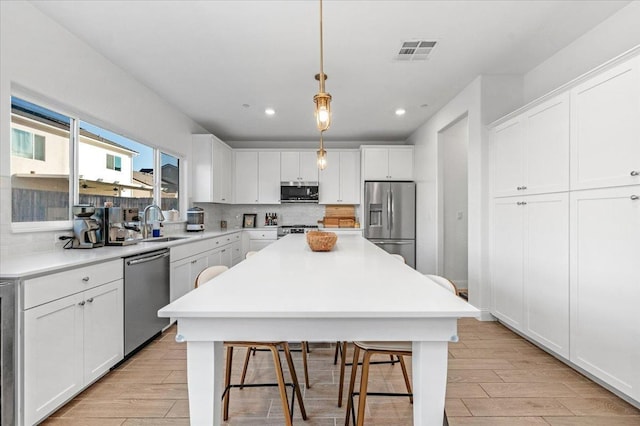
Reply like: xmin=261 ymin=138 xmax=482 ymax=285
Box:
xmin=23 ymin=261 xmax=123 ymax=426
xmin=491 ymin=93 xmax=569 ymax=198
xmin=192 ymin=134 xmax=233 ymax=203
xmin=319 ymin=150 xmax=360 ymax=204
xmin=281 ymin=151 xmax=318 ymax=182
xmin=569 ymin=185 xmax=640 ymax=399
xmin=361 ymin=146 xmax=414 ymax=181
xmin=234 ymin=151 xmax=280 ymax=204
xmin=170 ymin=250 xmax=208 ymax=302
xmin=170 ymin=233 xmax=243 ymax=301
xmin=245 ymin=229 xmax=278 ymax=255
xmin=570 ymin=56 xmax=640 ymax=191
xmin=492 ymin=193 xmax=569 ymax=356
xmin=489 ymin=52 xmax=640 ymax=403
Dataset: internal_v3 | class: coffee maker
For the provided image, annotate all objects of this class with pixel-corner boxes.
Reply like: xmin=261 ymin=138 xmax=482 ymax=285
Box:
xmin=72 ymin=205 xmax=104 ymax=249
xmin=94 ymin=207 xmax=143 ymax=246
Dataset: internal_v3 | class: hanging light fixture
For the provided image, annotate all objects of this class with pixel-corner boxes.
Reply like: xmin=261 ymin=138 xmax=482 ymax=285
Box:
xmin=317 ymin=131 xmax=327 ymax=170
xmin=314 ymin=0 xmax=331 ymax=170
xmin=314 ymin=0 xmax=331 ymax=132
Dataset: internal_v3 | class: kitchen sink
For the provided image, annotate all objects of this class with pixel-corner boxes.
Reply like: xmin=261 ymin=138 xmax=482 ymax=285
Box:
xmin=142 ymin=236 xmax=189 ymax=242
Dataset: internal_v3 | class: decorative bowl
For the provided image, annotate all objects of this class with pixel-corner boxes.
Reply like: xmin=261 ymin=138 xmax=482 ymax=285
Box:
xmin=306 ymin=231 xmax=338 ymax=252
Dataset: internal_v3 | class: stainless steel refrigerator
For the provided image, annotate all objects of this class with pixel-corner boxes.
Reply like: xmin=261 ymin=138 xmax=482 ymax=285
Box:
xmin=364 ymin=181 xmax=416 ymax=268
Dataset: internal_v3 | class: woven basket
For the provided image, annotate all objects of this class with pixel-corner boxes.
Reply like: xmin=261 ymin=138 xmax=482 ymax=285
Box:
xmin=306 ymin=231 xmax=338 ymax=252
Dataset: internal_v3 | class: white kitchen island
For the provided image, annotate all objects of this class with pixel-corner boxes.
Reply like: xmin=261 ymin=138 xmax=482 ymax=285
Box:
xmin=158 ymin=234 xmax=479 ymax=425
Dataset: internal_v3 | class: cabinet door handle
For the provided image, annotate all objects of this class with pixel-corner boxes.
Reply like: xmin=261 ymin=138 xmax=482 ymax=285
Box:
xmin=82 ymin=276 xmax=90 ymax=282
xmin=521 ymin=186 xmax=527 ymax=190
xmin=78 ymin=301 xmax=86 ymax=306
xmin=86 ymin=298 xmax=94 ymax=303
xmin=631 ymin=195 xmax=639 ymax=201
xmin=191 ymin=259 xmax=198 ymax=264
xmin=221 ymin=249 xmax=226 ymax=253
xmin=517 ymin=186 xmax=522 ymax=190
xmin=631 ymin=171 xmax=639 ymax=176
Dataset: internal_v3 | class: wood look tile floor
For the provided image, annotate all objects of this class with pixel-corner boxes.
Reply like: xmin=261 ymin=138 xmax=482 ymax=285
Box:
xmin=43 ymin=318 xmax=640 ymax=425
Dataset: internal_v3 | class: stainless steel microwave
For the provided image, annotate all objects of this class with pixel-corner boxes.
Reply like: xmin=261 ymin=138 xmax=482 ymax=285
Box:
xmin=280 ymin=182 xmax=319 ymax=203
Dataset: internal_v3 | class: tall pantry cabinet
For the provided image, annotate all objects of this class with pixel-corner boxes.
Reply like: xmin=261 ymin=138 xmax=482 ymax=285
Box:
xmin=490 ymin=52 xmax=640 ymax=403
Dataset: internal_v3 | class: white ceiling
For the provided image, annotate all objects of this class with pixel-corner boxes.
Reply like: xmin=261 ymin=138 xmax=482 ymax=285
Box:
xmin=32 ymin=0 xmax=629 ymax=146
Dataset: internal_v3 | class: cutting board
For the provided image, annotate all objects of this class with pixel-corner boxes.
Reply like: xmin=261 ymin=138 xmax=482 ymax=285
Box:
xmin=325 ymin=205 xmax=355 ymax=218
xmin=323 ymin=205 xmax=356 ymax=227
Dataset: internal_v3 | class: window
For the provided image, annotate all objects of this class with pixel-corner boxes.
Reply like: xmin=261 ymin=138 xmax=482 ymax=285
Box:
xmin=161 ymin=152 xmax=180 ymax=212
xmin=79 ymin=121 xmax=154 ymax=213
xmin=10 ymin=97 xmax=71 ymax=222
xmin=9 ymin=96 xmax=182 ymax=225
xmin=106 ymin=154 xmax=122 ymax=171
xmin=11 ymin=129 xmax=46 ymax=161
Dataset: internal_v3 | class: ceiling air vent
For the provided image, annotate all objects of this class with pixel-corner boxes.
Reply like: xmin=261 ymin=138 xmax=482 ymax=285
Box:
xmin=396 ymin=40 xmax=437 ymax=61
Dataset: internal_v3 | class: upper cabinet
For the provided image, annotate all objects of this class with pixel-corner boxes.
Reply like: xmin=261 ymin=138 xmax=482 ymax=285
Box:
xmin=281 ymin=151 xmax=318 ymax=182
xmin=319 ymin=150 xmax=360 ymax=204
xmin=361 ymin=146 xmax=414 ymax=181
xmin=570 ymin=56 xmax=640 ymax=191
xmin=234 ymin=151 xmax=280 ymax=204
xmin=491 ymin=93 xmax=570 ymax=198
xmin=192 ymin=134 xmax=232 ymax=203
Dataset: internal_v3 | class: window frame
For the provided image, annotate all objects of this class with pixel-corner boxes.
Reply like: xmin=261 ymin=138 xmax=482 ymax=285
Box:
xmin=9 ymin=94 xmax=183 ymax=232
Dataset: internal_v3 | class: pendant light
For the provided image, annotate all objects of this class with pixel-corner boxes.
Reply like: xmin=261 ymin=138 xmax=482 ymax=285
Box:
xmin=314 ymin=0 xmax=331 ymax=132
xmin=314 ymin=0 xmax=331 ymax=170
xmin=317 ymin=131 xmax=327 ymax=170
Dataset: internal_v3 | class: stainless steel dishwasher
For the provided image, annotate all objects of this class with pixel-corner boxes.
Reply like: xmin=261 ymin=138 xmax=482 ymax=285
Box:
xmin=123 ymin=249 xmax=170 ymax=356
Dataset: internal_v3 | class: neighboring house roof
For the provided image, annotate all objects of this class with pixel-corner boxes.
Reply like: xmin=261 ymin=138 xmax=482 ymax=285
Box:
xmin=11 ymin=104 xmax=138 ymax=155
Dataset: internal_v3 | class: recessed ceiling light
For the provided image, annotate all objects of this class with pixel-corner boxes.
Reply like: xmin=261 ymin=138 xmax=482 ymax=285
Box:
xmin=395 ymin=108 xmax=406 ymax=116
xmin=265 ymin=108 xmax=276 ymax=116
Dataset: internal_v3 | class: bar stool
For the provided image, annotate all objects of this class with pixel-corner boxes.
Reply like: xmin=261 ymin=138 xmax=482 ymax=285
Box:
xmin=195 ymin=266 xmax=307 ymax=425
xmin=344 ymin=275 xmax=459 ymax=426
xmin=239 ymin=249 xmax=310 ymax=389
xmin=335 ymin=253 xmax=406 ymax=407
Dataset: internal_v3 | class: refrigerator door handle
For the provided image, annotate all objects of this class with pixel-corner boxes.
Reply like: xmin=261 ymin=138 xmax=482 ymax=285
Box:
xmin=390 ymin=190 xmax=394 ymax=231
xmin=386 ymin=190 xmax=392 ymax=230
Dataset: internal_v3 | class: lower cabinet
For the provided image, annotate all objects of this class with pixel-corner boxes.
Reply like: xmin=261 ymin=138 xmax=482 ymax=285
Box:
xmin=170 ymin=252 xmax=208 ymax=302
xmin=245 ymin=229 xmax=278 ymax=256
xmin=569 ymin=185 xmax=640 ymax=400
xmin=492 ymin=193 xmax=569 ymax=357
xmin=170 ymin=232 xmax=242 ymax=301
xmin=23 ymin=280 xmax=123 ymax=425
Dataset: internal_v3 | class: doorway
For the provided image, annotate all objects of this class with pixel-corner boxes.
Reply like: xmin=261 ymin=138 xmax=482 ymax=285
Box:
xmin=437 ymin=114 xmax=469 ymax=290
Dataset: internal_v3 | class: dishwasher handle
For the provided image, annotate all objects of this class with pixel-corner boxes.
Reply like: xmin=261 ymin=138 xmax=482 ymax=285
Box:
xmin=126 ymin=251 xmax=169 ymax=266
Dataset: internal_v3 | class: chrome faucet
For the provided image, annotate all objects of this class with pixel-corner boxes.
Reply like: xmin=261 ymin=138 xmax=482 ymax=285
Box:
xmin=142 ymin=204 xmax=165 ymax=239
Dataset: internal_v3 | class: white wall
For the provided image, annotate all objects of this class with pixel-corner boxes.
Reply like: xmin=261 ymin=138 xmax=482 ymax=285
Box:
xmin=0 ymin=1 xmax=207 ymax=255
xmin=440 ymin=115 xmax=468 ymax=288
xmin=523 ymin=1 xmax=640 ymax=103
xmin=408 ymin=74 xmax=523 ymax=319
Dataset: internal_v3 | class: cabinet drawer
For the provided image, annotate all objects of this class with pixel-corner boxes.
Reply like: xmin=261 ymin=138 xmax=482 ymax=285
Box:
xmin=231 ymin=241 xmax=242 ymax=260
xmin=245 ymin=229 xmax=277 ymax=240
xmin=24 ymin=259 xmax=123 ymax=310
xmin=170 ymin=240 xmax=211 ymax=262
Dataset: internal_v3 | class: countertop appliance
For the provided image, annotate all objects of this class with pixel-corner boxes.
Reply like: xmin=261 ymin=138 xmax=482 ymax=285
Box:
xmin=94 ymin=207 xmax=142 ymax=246
xmin=277 ymin=224 xmax=319 ymax=238
xmin=364 ymin=181 xmax=416 ymax=268
xmin=0 ymin=281 xmax=15 ymax=426
xmin=186 ymin=207 xmax=205 ymax=231
xmin=123 ymin=249 xmax=170 ymax=356
xmin=72 ymin=204 xmax=104 ymax=249
xmin=280 ymin=182 xmax=319 ymax=203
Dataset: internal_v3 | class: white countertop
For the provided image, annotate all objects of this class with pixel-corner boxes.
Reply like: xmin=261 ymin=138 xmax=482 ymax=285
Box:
xmin=159 ymin=234 xmax=478 ymax=319
xmin=0 ymin=229 xmax=246 ymax=279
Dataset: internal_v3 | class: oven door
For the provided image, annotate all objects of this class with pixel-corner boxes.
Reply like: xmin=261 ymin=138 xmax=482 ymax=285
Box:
xmin=0 ymin=281 xmax=16 ymax=426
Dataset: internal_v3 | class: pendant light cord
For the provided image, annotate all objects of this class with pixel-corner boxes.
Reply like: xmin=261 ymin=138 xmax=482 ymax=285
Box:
xmin=319 ymin=0 xmax=325 ymax=93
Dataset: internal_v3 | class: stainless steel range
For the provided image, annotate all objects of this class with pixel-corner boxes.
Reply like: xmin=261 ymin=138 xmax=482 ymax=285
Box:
xmin=277 ymin=225 xmax=318 ymax=238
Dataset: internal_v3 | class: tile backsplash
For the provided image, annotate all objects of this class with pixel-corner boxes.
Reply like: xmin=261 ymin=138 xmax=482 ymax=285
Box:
xmin=194 ymin=203 xmax=359 ymax=230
